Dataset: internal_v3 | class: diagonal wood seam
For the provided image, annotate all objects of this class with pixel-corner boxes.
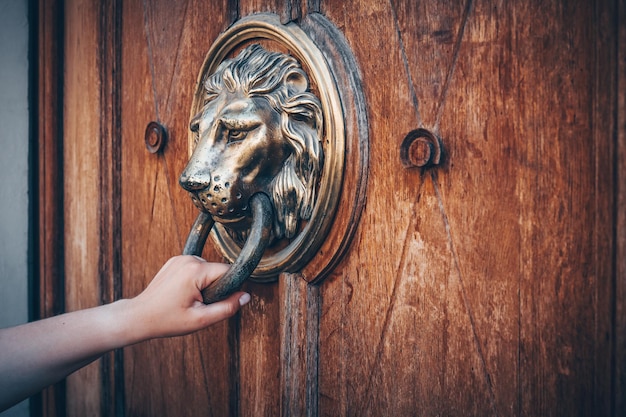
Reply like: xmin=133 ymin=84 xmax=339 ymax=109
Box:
xmin=142 ymin=0 xmax=190 ymax=254
xmin=433 ymin=0 xmax=474 ymax=131
xmin=142 ymin=0 xmax=161 ymax=121
xmin=426 ymin=1 xmax=500 ymax=413
xmin=432 ymin=172 xmax=498 ymax=416
xmin=141 ymin=169 xmax=160 ymax=285
xmin=358 ymin=177 xmax=426 ymax=415
xmin=162 ymin=0 xmax=192 ymax=117
xmin=420 ymin=0 xmax=499 ymax=412
xmin=389 ymin=0 xmax=422 ymax=128
xmin=359 ymin=0 xmax=499 ymax=414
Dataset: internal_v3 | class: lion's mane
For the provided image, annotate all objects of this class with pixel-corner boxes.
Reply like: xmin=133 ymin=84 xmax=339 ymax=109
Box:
xmin=203 ymin=44 xmax=323 ymax=240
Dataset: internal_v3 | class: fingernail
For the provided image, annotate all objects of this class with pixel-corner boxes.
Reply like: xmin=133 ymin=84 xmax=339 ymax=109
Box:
xmin=239 ymin=293 xmax=251 ymax=306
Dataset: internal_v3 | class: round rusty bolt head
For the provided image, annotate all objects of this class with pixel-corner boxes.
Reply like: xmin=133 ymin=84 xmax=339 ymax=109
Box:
xmin=145 ymin=121 xmax=168 ymax=154
xmin=406 ymin=137 xmax=432 ymax=167
xmin=400 ymin=128 xmax=443 ymax=168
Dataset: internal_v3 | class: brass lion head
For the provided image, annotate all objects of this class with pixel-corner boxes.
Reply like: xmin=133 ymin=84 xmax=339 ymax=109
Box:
xmin=179 ymin=44 xmax=323 ymax=244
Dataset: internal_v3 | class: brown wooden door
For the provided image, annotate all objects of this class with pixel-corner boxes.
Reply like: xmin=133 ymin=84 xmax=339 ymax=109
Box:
xmin=38 ymin=0 xmax=625 ymax=416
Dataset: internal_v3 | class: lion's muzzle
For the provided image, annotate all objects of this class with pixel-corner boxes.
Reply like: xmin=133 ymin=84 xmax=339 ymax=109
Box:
xmin=180 ymin=169 xmax=252 ymax=223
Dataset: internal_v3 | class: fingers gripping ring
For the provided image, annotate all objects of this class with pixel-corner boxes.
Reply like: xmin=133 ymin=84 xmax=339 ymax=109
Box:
xmin=182 ymin=193 xmax=274 ymax=304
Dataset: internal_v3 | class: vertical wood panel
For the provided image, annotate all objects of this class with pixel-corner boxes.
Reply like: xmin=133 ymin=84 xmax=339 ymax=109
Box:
xmin=593 ymin=0 xmax=620 ymax=415
xmin=37 ymin=0 xmax=66 ymax=414
xmin=63 ymin=0 xmax=103 ymax=414
xmin=392 ymin=1 xmax=516 ymax=414
xmin=512 ymin=2 xmax=596 ymax=415
xmin=278 ymin=274 xmax=320 ymax=417
xmin=615 ymin=1 xmax=626 ymax=415
xmin=439 ymin=3 xmax=521 ymax=413
xmin=318 ymin=0 xmax=622 ymax=416
xmin=237 ymin=283 xmax=281 ymax=417
xmin=119 ymin=0 xmax=237 ymax=416
xmin=97 ymin=1 xmax=123 ymax=415
xmin=319 ymin=1 xmax=451 ymax=415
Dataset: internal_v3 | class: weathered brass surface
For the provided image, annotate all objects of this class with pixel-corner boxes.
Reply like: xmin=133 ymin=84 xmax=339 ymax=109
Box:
xmin=179 ymin=14 xmax=346 ymax=281
xmin=182 ymin=194 xmax=273 ymax=303
xmin=180 ymin=43 xmax=323 ymax=243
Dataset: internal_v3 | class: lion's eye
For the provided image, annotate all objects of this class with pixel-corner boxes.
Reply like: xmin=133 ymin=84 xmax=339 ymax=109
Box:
xmin=228 ymin=130 xmax=248 ymax=142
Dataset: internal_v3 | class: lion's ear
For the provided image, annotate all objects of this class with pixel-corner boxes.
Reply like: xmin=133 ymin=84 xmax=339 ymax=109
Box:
xmin=284 ymin=69 xmax=308 ymax=94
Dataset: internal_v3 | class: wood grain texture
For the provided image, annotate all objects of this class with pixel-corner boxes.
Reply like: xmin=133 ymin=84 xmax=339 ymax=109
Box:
xmin=615 ymin=1 xmax=626 ymax=415
xmin=278 ymin=273 xmax=320 ymax=417
xmin=120 ymin=0 xmax=236 ymax=416
xmin=592 ymin=0 xmax=620 ymax=415
xmin=43 ymin=0 xmax=625 ymax=416
xmin=511 ymin=2 xmax=596 ymax=415
xmin=237 ymin=282 xmax=281 ymax=417
xmin=37 ymin=0 xmax=66 ymax=415
xmin=97 ymin=1 xmax=123 ymax=415
xmin=318 ymin=0 xmax=622 ymax=416
xmin=62 ymin=0 xmax=104 ymax=414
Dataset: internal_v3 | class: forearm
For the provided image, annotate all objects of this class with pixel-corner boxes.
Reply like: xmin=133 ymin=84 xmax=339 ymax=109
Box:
xmin=0 ymin=256 xmax=248 ymax=412
xmin=0 ymin=299 xmax=142 ymax=411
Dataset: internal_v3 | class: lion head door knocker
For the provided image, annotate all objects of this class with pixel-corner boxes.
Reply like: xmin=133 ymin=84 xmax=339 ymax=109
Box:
xmin=182 ymin=43 xmax=323 ymax=244
xmin=179 ymin=14 xmax=369 ymax=303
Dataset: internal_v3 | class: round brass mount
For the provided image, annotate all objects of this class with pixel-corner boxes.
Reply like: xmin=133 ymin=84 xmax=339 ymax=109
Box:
xmin=189 ymin=13 xmax=368 ymax=283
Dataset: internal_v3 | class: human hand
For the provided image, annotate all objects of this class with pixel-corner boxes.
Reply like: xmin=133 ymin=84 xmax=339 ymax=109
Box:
xmin=0 ymin=255 xmax=251 ymax=410
xmin=127 ymin=255 xmax=250 ymax=340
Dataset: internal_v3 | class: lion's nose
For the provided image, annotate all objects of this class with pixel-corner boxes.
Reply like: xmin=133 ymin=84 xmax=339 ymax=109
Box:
xmin=179 ymin=169 xmax=210 ymax=191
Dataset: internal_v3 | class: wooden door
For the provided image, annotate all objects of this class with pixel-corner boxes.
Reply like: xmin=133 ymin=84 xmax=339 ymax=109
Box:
xmin=38 ymin=0 xmax=625 ymax=416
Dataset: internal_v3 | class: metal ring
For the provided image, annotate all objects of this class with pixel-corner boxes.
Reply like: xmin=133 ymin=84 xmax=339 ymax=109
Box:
xmin=183 ymin=193 xmax=273 ymax=303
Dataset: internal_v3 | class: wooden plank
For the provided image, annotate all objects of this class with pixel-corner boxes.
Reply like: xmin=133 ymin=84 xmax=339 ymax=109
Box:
xmin=37 ymin=0 xmax=66 ymax=415
xmin=63 ymin=0 xmax=104 ymax=414
xmin=279 ymin=0 xmax=301 ymax=24
xmin=237 ymin=282 xmax=281 ymax=417
xmin=278 ymin=0 xmax=319 ymax=23
xmin=438 ymin=1 xmax=522 ymax=414
xmin=320 ymin=3 xmax=466 ymax=415
xmin=318 ymin=1 xmax=492 ymax=415
xmin=96 ymin=1 xmax=123 ymax=415
xmin=239 ymin=0 xmax=284 ymax=17
xmin=593 ymin=0 xmax=620 ymax=415
xmin=387 ymin=2 xmax=507 ymax=414
xmin=278 ymin=273 xmax=320 ymax=417
xmin=319 ymin=0 xmax=620 ymax=415
xmin=511 ymin=2 xmax=598 ymax=415
xmin=119 ymin=1 xmax=237 ymax=415
xmin=615 ymin=0 xmax=626 ymax=415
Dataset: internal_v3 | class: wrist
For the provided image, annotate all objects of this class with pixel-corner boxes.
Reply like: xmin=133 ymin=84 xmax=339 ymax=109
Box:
xmin=105 ymin=298 xmax=153 ymax=347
